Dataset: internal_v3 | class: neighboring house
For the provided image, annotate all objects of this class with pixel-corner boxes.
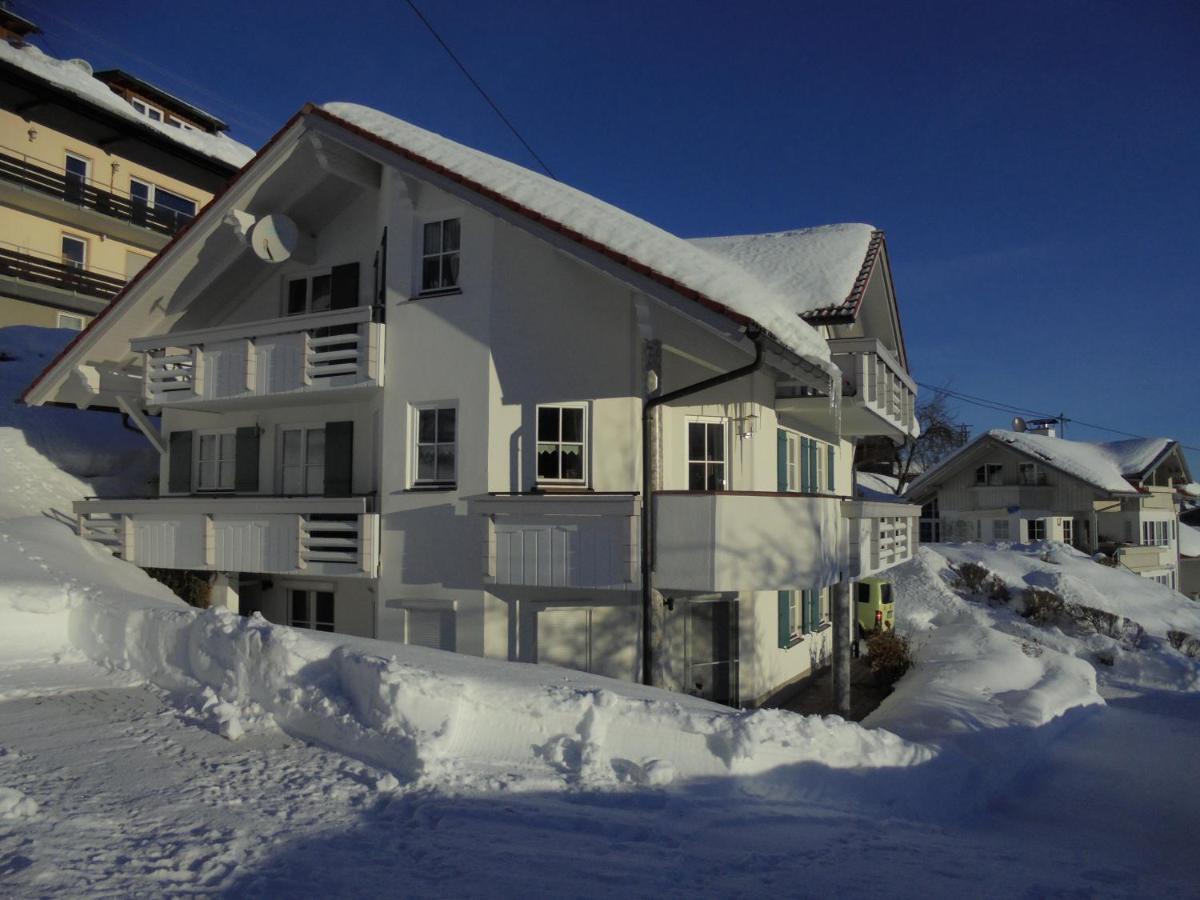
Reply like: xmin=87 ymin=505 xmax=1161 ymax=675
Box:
xmin=1180 ymin=523 xmax=1200 ymax=601
xmin=23 ymin=102 xmax=920 ymax=708
xmin=907 ymin=426 xmax=1193 ymax=590
xmin=0 ymin=11 xmax=252 ymax=331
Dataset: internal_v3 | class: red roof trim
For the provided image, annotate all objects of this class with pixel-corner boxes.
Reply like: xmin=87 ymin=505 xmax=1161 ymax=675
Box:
xmin=800 ymin=229 xmax=884 ymax=324
xmin=20 ymin=110 xmax=307 ymax=406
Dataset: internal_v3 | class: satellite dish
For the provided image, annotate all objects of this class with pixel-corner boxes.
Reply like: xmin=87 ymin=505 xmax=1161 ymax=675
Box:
xmin=1012 ymin=417 xmax=1027 ymax=432
xmin=250 ymin=214 xmax=301 ymax=263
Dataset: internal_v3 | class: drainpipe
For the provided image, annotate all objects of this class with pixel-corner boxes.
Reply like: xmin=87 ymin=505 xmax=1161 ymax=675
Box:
xmin=641 ymin=329 xmax=766 ymax=687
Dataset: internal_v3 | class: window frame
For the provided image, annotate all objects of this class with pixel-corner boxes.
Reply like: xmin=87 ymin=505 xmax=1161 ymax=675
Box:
xmin=283 ymin=266 xmax=334 ymax=317
xmin=278 ymin=424 xmax=326 ymax=496
xmin=1062 ymin=518 xmax=1074 ymax=544
xmin=61 ymin=233 xmax=87 ymax=269
xmin=687 ymin=417 xmax=728 ymax=492
xmin=1027 ymin=518 xmax=1047 ymax=541
xmin=194 ymin=429 xmax=237 ymax=492
xmin=993 ymin=519 xmax=1010 ymax=541
xmin=419 ymin=216 xmax=462 ymax=295
xmin=55 ymin=311 xmax=85 ymax=331
xmin=975 ymin=463 xmax=1003 ymax=486
xmin=412 ymin=404 xmax=458 ymax=487
xmin=1018 ymin=462 xmax=1048 ymax=486
xmin=288 ymin=587 xmax=335 ymax=632
xmin=129 ymin=177 xmax=197 ymax=226
xmin=536 ymin=403 xmax=588 ymax=486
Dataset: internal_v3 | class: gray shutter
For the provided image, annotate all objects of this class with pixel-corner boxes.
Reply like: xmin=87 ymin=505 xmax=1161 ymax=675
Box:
xmin=168 ymin=430 xmax=193 ymax=493
xmin=234 ymin=426 xmax=260 ymax=493
xmin=324 ymin=421 xmax=354 ymax=497
xmin=330 ymin=262 xmax=360 ymax=310
xmin=777 ymin=592 xmax=790 ymax=648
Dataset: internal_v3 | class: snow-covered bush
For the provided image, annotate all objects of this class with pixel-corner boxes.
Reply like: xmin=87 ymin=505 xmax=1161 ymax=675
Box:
xmin=1021 ymin=587 xmax=1067 ymax=625
xmin=864 ymin=631 xmax=913 ymax=686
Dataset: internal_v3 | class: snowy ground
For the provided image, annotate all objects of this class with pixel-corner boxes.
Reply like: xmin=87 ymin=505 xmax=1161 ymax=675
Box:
xmin=2 ymin=329 xmax=1199 ymax=896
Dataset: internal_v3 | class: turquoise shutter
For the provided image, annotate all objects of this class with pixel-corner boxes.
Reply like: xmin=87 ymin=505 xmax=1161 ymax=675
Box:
xmin=809 ymin=589 xmax=822 ymax=628
xmin=800 ymin=589 xmax=810 ymax=633
xmin=778 ymin=591 xmax=790 ymax=648
xmin=827 ymin=445 xmax=836 ymax=492
xmin=799 ymin=438 xmax=810 ymax=492
xmin=777 ymin=430 xmax=788 ymax=492
xmin=806 ymin=439 xmax=818 ymax=492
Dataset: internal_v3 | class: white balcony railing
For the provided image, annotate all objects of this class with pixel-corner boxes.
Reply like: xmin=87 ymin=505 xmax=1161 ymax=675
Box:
xmin=75 ymin=496 xmax=378 ymax=577
xmin=829 ymin=338 xmax=918 ymax=439
xmin=843 ymin=500 xmax=920 ymax=578
xmin=133 ymin=306 xmax=383 ymax=408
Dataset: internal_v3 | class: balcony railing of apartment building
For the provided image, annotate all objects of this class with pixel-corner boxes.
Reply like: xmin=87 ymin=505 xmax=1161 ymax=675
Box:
xmin=0 ymin=241 xmax=127 ymax=300
xmin=842 ymin=500 xmax=920 ymax=577
xmin=1115 ymin=544 xmax=1176 ymax=572
xmin=75 ymin=495 xmax=379 ymax=577
xmin=133 ymin=306 xmax=385 ymax=408
xmin=776 ymin=337 xmax=918 ymax=439
xmin=0 ymin=146 xmax=194 ymax=237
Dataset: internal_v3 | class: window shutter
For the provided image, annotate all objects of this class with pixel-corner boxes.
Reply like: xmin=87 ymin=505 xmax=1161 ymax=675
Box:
xmin=800 ymin=589 xmax=811 ymax=634
xmin=168 ymin=430 xmax=193 ymax=493
xmin=777 ymin=430 xmax=788 ymax=492
xmin=809 ymin=589 xmax=822 ymax=629
xmin=808 ymin=440 xmax=818 ymax=493
xmin=234 ymin=426 xmax=260 ymax=492
xmin=324 ymin=420 xmax=354 ymax=497
xmin=778 ymin=592 xmax=790 ymax=648
xmin=827 ymin=445 xmax=836 ymax=492
xmin=330 ymin=262 xmax=360 ymax=310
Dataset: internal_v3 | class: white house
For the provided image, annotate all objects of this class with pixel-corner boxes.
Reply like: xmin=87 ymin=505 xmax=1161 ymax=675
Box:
xmin=23 ymin=102 xmax=920 ymax=707
xmin=907 ymin=426 xmax=1192 ymax=590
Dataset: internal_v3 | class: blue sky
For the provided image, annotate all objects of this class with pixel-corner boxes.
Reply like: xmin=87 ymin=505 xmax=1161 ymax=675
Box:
xmin=31 ymin=0 xmax=1200 ymax=470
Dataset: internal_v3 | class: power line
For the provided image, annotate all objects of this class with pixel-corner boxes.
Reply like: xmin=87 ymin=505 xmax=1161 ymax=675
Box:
xmin=403 ymin=0 xmax=557 ymax=180
xmin=919 ymin=381 xmax=1200 ymax=454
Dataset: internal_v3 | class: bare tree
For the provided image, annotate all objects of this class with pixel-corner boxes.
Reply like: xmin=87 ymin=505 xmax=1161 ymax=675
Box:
xmin=890 ymin=391 xmax=969 ymax=494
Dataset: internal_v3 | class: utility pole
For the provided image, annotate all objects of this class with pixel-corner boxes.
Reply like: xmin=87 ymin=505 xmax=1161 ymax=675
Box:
xmin=831 ymin=575 xmax=851 ymax=717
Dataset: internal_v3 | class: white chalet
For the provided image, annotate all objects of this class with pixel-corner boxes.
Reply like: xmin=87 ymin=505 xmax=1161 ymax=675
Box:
xmin=908 ymin=428 xmax=1193 ymax=590
xmin=24 ymin=103 xmax=920 ymax=707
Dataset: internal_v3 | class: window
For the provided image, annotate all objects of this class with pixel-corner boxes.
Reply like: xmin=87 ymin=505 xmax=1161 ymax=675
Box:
xmin=289 ymin=589 xmax=334 ymax=632
xmin=130 ymin=178 xmax=196 ymax=229
xmin=286 ymin=271 xmax=333 ymax=316
xmin=61 ymin=234 xmax=86 ymax=269
xmin=1018 ymin=463 xmax=1048 ymax=486
xmin=130 ymin=97 xmax=164 ymax=122
xmin=975 ymin=464 xmax=1003 ymax=485
xmin=195 ymin=431 xmax=236 ymax=491
xmin=780 ymin=431 xmax=831 ymax=493
xmin=537 ymin=405 xmax=585 ymax=483
xmin=780 ymin=588 xmax=825 ymax=646
xmin=688 ymin=421 xmax=726 ymax=491
xmin=1062 ymin=518 xmax=1074 ymax=545
xmin=1027 ymin=519 xmax=1046 ymax=541
xmin=56 ymin=312 xmax=85 ymax=331
xmin=1141 ymin=521 xmax=1170 ymax=546
xmin=280 ymin=427 xmax=324 ymax=495
xmin=64 ymin=152 xmax=89 ymax=202
xmin=421 ymin=218 xmax=461 ymax=292
xmin=993 ymin=519 xmax=1010 ymax=541
xmin=415 ymin=407 xmax=456 ymax=485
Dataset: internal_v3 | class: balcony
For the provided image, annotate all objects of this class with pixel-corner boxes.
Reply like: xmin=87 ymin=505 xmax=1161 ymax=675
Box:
xmin=652 ymin=491 xmax=842 ymax=593
xmin=132 ymin=306 xmax=384 ymax=410
xmin=468 ymin=493 xmax=639 ymax=590
xmin=777 ymin=337 xmax=918 ymax=439
xmin=967 ymin=483 xmax=1055 ymax=511
xmin=842 ymin=500 xmax=920 ymax=578
xmin=0 ymin=243 xmax=126 ymax=302
xmin=0 ymin=146 xmax=191 ymax=244
xmin=1116 ymin=544 xmax=1175 ymax=572
xmin=76 ymin=495 xmax=378 ymax=577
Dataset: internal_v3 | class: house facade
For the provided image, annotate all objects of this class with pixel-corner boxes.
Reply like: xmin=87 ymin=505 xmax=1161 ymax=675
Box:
xmin=0 ymin=11 xmax=251 ymax=331
xmin=24 ymin=103 xmax=920 ymax=707
xmin=908 ymin=427 xmax=1192 ymax=590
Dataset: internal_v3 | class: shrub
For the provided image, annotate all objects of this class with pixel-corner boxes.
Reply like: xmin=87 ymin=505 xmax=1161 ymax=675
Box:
xmin=950 ymin=562 xmax=991 ymax=595
xmin=864 ymin=631 xmax=913 ymax=686
xmin=1021 ymin=587 xmax=1066 ymax=626
xmin=145 ymin=568 xmax=212 ymax=609
xmin=1168 ymin=630 xmax=1200 ymax=659
xmin=984 ymin=574 xmax=1011 ymax=606
xmin=1068 ymin=604 xmax=1122 ymax=639
xmin=1094 ymin=554 xmax=1119 ymax=568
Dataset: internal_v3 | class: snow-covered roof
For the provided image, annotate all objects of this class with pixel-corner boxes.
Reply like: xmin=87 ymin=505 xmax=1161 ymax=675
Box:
xmin=1180 ymin=523 xmax=1200 ymax=558
xmin=319 ymin=103 xmax=834 ymax=375
xmin=908 ymin=429 xmax=1178 ymax=497
xmin=689 ymin=224 xmax=877 ymax=319
xmin=856 ymin=471 xmax=905 ymax=503
xmin=0 ymin=39 xmax=253 ymax=170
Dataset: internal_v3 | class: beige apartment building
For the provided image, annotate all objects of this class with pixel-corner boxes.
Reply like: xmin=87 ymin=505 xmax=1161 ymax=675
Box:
xmin=0 ymin=9 xmax=252 ymax=331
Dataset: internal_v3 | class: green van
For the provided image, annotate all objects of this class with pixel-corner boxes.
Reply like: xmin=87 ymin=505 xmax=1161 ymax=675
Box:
xmin=856 ymin=578 xmax=895 ymax=636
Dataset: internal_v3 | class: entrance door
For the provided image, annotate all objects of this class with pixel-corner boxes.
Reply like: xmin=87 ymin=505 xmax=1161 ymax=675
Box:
xmin=687 ymin=599 xmax=739 ymax=706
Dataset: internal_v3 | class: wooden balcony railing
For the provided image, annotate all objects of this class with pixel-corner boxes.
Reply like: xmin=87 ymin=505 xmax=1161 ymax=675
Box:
xmin=0 ymin=245 xmax=126 ymax=300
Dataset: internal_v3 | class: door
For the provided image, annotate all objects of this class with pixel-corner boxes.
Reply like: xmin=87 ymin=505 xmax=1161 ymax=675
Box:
xmin=538 ymin=606 xmax=592 ymax=672
xmin=687 ymin=599 xmax=739 ymax=706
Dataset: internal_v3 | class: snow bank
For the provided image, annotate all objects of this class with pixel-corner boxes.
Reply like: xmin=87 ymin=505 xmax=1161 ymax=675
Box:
xmin=0 ymin=327 xmax=155 ymax=517
xmin=0 ymin=39 xmax=253 ymax=168
xmin=690 ymin=224 xmax=874 ymax=315
xmin=0 ymin=518 xmax=931 ymax=795
xmin=319 ymin=103 xmax=834 ymax=378
xmin=1180 ymin=522 xmax=1200 ymax=559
